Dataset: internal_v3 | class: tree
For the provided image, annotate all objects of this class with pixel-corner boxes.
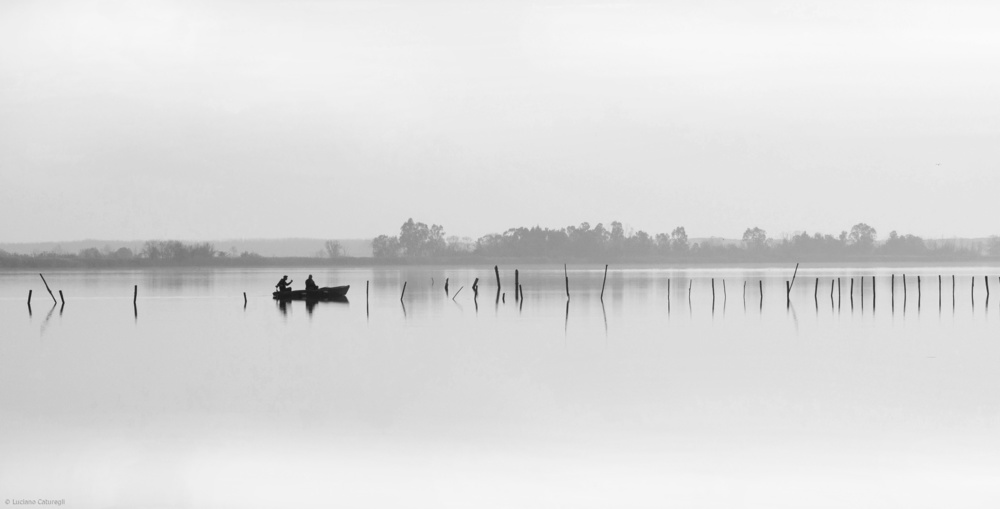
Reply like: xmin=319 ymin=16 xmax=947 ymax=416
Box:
xmin=742 ymin=227 xmax=768 ymax=251
xmin=398 ymin=218 xmax=446 ymax=257
xmin=671 ymin=226 xmax=688 ymax=251
xmin=324 ymin=240 xmax=344 ymax=258
xmin=848 ymin=223 xmax=877 ymax=250
xmin=372 ymin=235 xmax=401 ymax=258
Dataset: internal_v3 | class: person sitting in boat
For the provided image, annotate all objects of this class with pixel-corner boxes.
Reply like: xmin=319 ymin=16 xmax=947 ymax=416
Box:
xmin=305 ymin=274 xmax=318 ymax=291
xmin=275 ymin=275 xmax=293 ymax=292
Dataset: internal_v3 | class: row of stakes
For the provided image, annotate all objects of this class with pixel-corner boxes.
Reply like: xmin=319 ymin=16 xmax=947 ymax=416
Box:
xmin=24 ymin=265 xmax=999 ymax=316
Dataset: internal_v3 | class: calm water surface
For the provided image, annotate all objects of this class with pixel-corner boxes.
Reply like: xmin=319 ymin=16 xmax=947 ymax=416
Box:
xmin=1 ymin=266 xmax=999 ymax=508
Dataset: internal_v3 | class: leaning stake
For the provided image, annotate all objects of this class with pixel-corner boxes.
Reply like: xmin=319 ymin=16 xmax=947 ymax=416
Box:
xmin=564 ymin=264 xmax=570 ymax=300
xmin=39 ymin=273 xmax=57 ymax=304
xmin=600 ymin=264 xmax=609 ymax=301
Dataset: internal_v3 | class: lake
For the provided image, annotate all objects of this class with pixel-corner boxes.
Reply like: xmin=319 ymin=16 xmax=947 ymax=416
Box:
xmin=2 ymin=265 xmax=999 ymax=508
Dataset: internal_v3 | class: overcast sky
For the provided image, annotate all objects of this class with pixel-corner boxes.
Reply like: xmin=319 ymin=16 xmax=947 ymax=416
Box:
xmin=1 ymin=0 xmax=998 ymax=243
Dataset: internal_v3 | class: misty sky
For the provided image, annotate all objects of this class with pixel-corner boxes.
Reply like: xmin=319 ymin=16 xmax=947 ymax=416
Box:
xmin=2 ymin=0 xmax=998 ymax=243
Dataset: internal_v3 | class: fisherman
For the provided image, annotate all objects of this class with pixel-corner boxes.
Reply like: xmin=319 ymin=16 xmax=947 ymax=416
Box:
xmin=305 ymin=274 xmax=318 ymax=291
xmin=275 ymin=275 xmax=293 ymax=292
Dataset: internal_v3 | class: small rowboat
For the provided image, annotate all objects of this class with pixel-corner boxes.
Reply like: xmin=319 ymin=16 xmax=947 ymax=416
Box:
xmin=272 ymin=285 xmax=350 ymax=301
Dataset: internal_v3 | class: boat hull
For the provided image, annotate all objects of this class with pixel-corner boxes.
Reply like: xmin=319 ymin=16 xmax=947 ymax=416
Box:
xmin=272 ymin=285 xmax=350 ymax=301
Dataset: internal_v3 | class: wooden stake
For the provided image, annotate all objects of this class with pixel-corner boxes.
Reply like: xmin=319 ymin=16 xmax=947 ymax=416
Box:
xmin=472 ymin=278 xmax=479 ymax=299
xmin=850 ymin=278 xmax=854 ymax=308
xmin=789 ymin=263 xmax=800 ymax=291
xmin=494 ymin=265 xmax=501 ymax=292
xmin=814 ymin=278 xmax=818 ymax=304
xmin=58 ymin=290 xmax=65 ymax=305
xmin=952 ymin=275 xmax=956 ymax=307
xmin=28 ymin=289 xmax=32 ymax=309
xmin=400 ymin=282 xmax=407 ymax=302
xmin=133 ymin=285 xmax=138 ymax=306
xmin=39 ymin=273 xmax=57 ymax=304
xmin=918 ymin=276 xmax=922 ymax=307
xmin=891 ymin=274 xmax=895 ymax=308
xmin=518 ymin=284 xmax=523 ymax=301
xmin=938 ymin=275 xmax=941 ymax=308
xmin=712 ymin=278 xmax=716 ymax=308
xmin=986 ymin=275 xmax=990 ymax=301
xmin=872 ymin=275 xmax=876 ymax=308
xmin=564 ymin=264 xmax=570 ymax=300
xmin=600 ymin=264 xmax=608 ymax=301
xmin=514 ymin=270 xmax=519 ymax=301
xmin=244 ymin=292 xmax=247 ymax=306
xmin=971 ymin=276 xmax=975 ymax=305
xmin=838 ymin=278 xmax=841 ymax=307
xmin=445 ymin=278 xmax=450 ymax=296
xmin=452 ymin=286 xmax=463 ymax=300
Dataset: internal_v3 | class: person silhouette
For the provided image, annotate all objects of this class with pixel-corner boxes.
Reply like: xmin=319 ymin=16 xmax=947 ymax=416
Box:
xmin=305 ymin=274 xmax=318 ymax=291
xmin=276 ymin=275 xmax=293 ymax=292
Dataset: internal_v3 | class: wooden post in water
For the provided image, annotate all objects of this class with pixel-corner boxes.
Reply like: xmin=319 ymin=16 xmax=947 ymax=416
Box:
xmin=39 ymin=273 xmax=57 ymax=304
xmin=952 ymin=275 xmax=956 ymax=308
xmin=872 ymin=275 xmax=876 ymax=309
xmin=986 ymin=276 xmax=991 ymax=302
xmin=786 ymin=263 xmax=800 ymax=306
xmin=743 ymin=281 xmax=746 ymax=304
xmin=903 ymin=274 xmax=907 ymax=307
xmin=891 ymin=274 xmax=895 ymax=309
xmin=58 ymin=290 xmax=65 ymax=305
xmin=472 ymin=278 xmax=479 ymax=299
xmin=712 ymin=278 xmax=716 ymax=309
xmin=723 ymin=280 xmax=727 ymax=303
xmin=690 ymin=280 xmax=694 ymax=301
xmin=830 ymin=279 xmax=834 ymax=304
xmin=514 ymin=271 xmax=519 ymax=301
xmin=860 ymin=277 xmax=864 ymax=308
xmin=837 ymin=278 xmax=841 ymax=308
xmin=814 ymin=278 xmax=819 ymax=305
xmin=938 ymin=275 xmax=941 ymax=308
xmin=668 ymin=279 xmax=671 ymax=310
xmin=445 ymin=278 xmax=450 ymax=296
xmin=971 ymin=276 xmax=975 ymax=306
xmin=600 ymin=264 xmax=608 ymax=301
xmin=243 ymin=292 xmax=247 ymax=307
xmin=918 ymin=276 xmax=922 ymax=308
xmin=848 ymin=277 xmax=856 ymax=307
xmin=494 ymin=266 xmax=501 ymax=292
xmin=452 ymin=286 xmax=463 ymax=300
xmin=133 ymin=285 xmax=138 ymax=306
xmin=27 ymin=289 xmax=32 ymax=311
xmin=400 ymin=282 xmax=407 ymax=302
xmin=759 ymin=280 xmax=763 ymax=302
xmin=564 ymin=264 xmax=570 ymax=300
xmin=518 ymin=284 xmax=523 ymax=301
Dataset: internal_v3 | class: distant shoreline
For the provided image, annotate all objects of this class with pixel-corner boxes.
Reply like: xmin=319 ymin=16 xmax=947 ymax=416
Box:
xmin=3 ymin=256 xmax=999 ymax=271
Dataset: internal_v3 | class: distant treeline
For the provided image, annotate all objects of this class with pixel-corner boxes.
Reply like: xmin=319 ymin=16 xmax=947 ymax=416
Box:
xmin=372 ymin=219 xmax=1000 ymax=262
xmin=0 ymin=241 xmax=264 ymax=269
xmin=4 ymin=222 xmax=1000 ymax=269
